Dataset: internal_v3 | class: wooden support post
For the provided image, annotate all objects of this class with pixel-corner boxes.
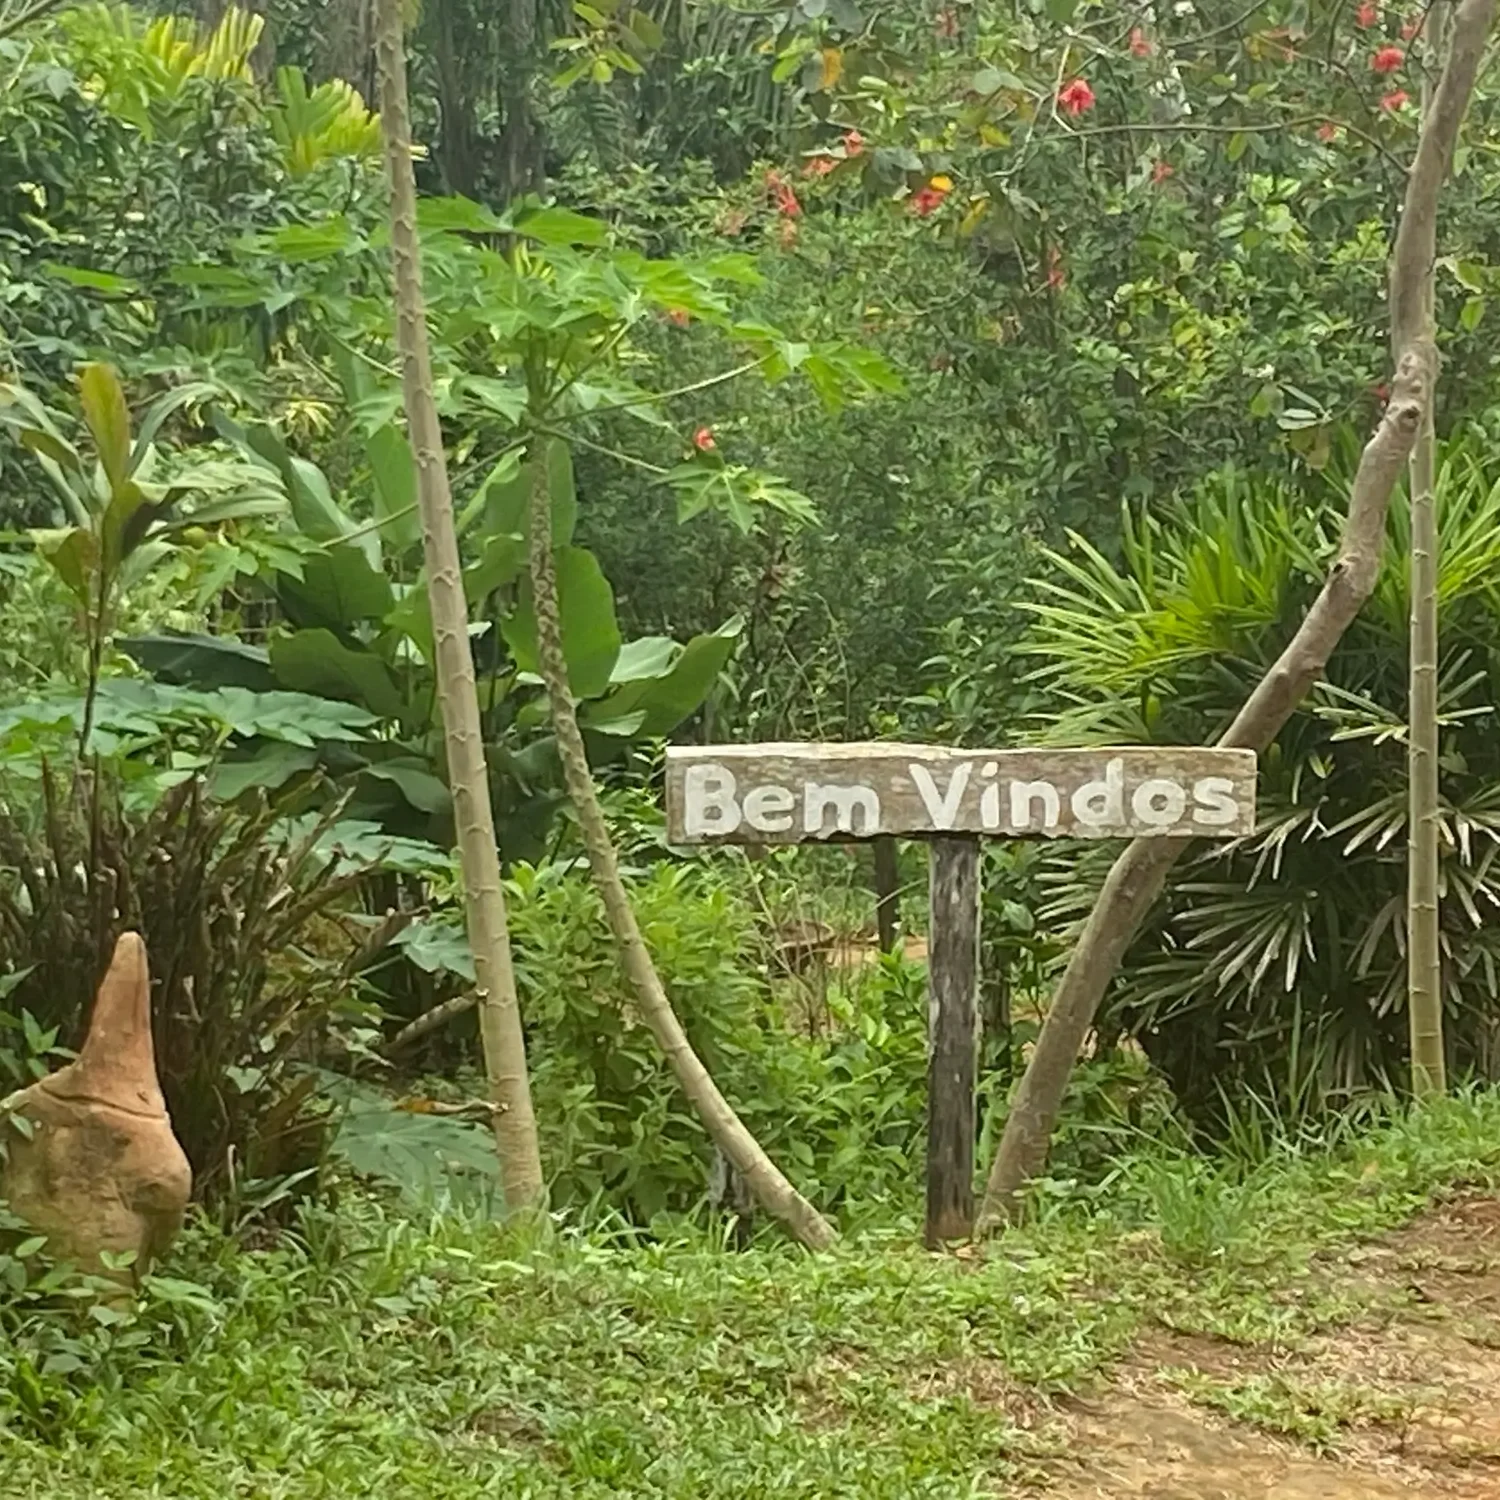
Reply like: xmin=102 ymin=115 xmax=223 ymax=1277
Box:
xmin=873 ymin=835 xmax=900 ymax=952
xmin=925 ymin=836 xmax=981 ymax=1247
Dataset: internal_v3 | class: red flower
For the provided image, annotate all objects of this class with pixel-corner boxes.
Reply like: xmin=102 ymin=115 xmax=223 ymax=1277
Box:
xmin=765 ymin=169 xmax=802 ymax=217
xmin=692 ymin=426 xmax=716 ymax=452
xmin=666 ymin=307 xmax=691 ymax=327
xmin=802 ymin=155 xmax=838 ymax=178
xmin=1129 ymin=27 xmax=1152 ymax=56
xmin=1380 ymin=87 xmax=1409 ymax=110
xmin=1401 ymin=15 xmax=1421 ymax=38
xmin=908 ymin=185 xmax=948 ymax=216
xmin=1316 ymin=120 xmax=1339 ymax=141
xmin=1057 ymin=78 xmax=1096 ymax=116
xmin=1355 ymin=0 xmax=1378 ymax=25
xmin=1151 ymin=159 xmax=1174 ymax=184
xmin=1371 ymin=44 xmax=1404 ymax=71
xmin=842 ymin=128 xmax=865 ymax=156
xmin=1045 ymin=245 xmax=1066 ymax=289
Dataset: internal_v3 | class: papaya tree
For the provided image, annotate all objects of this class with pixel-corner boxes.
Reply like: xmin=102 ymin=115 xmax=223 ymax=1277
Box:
xmin=373 ymin=0 xmax=544 ymax=1208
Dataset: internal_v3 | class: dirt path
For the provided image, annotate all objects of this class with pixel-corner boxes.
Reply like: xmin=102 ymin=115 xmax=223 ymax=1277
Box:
xmin=1043 ymin=1196 xmax=1500 ymax=1498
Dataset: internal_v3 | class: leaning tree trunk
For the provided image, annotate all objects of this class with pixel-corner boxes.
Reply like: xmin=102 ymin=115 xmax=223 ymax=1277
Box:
xmin=1407 ymin=0 xmax=1451 ymax=1100
xmin=376 ymin=0 xmax=545 ymax=1209
xmin=976 ymin=0 xmax=1495 ymax=1233
xmin=525 ymin=442 xmax=837 ymax=1251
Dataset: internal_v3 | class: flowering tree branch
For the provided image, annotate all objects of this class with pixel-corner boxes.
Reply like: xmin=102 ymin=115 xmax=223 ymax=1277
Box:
xmin=976 ymin=0 xmax=1496 ymax=1233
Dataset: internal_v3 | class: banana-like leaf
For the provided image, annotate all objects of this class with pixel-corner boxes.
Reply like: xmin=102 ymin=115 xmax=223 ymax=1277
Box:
xmin=270 ymin=629 xmax=411 ymax=725
xmin=502 ymin=545 xmax=621 ymax=700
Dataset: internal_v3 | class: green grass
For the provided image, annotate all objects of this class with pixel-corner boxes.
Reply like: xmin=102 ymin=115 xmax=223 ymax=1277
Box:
xmin=5 ymin=1090 xmax=1500 ymax=1498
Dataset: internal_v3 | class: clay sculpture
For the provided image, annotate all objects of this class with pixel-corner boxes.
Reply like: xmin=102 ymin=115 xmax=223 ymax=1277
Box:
xmin=0 ymin=932 xmax=191 ymax=1282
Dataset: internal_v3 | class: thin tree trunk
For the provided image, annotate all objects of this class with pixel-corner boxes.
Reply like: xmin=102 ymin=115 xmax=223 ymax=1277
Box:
xmin=525 ymin=442 xmax=837 ymax=1250
xmin=976 ymin=0 xmax=1494 ymax=1233
xmin=1407 ymin=0 xmax=1451 ymax=1100
xmin=376 ymin=0 xmax=545 ymax=1210
xmin=498 ymin=0 xmax=545 ymax=202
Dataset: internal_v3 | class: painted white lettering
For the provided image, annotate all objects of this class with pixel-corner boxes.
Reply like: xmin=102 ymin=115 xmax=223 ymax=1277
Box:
xmin=1131 ymin=777 xmax=1187 ymax=827
xmin=1191 ymin=776 xmax=1241 ymax=827
xmin=804 ymin=782 xmax=881 ymax=836
xmin=683 ymin=763 xmax=741 ymax=838
xmin=743 ymin=784 xmax=795 ymax=833
xmin=909 ymin=761 xmax=972 ymax=830
xmin=980 ymin=779 xmax=1002 ymax=830
xmin=1072 ymin=757 xmax=1125 ymax=828
xmin=1009 ymin=779 xmax=1061 ymax=830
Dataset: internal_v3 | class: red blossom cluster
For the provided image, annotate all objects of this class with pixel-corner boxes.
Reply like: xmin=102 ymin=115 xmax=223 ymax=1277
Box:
xmin=765 ymin=169 xmax=801 ymax=218
xmin=1371 ymin=43 xmax=1404 ymax=71
xmin=908 ymin=176 xmax=953 ymax=216
xmin=692 ymin=426 xmax=716 ymax=452
xmin=1356 ymin=0 xmax=1379 ymax=25
xmin=1381 ymin=87 xmax=1409 ymax=110
xmin=1057 ymin=77 xmax=1095 ymax=116
xmin=1151 ymin=159 xmax=1174 ymax=184
xmin=803 ymin=155 xmax=837 ymax=178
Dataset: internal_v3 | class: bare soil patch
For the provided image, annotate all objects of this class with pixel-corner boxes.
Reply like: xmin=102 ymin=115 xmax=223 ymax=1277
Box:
xmin=1040 ymin=1193 xmax=1500 ymax=1499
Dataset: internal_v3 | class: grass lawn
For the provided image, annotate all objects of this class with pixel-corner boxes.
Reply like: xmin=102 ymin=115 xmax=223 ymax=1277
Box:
xmin=5 ymin=1092 xmax=1500 ymax=1498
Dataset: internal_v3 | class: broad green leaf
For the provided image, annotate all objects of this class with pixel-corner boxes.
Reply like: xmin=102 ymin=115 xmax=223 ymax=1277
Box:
xmin=30 ymin=527 xmax=96 ymax=606
xmin=459 ymin=376 xmax=528 ymax=425
xmin=276 ymin=543 xmax=395 ymax=630
xmin=41 ymin=263 xmax=139 ymax=295
xmin=366 ymin=424 xmax=424 ymax=554
xmin=502 ymin=545 xmax=621 ymax=700
xmin=465 ymin=533 xmax=527 ymax=603
xmin=130 ymin=383 xmax=220 ymax=471
xmin=418 ymin=195 xmax=506 ymax=235
xmin=117 ymin=632 xmax=277 ymax=691
xmin=100 ymin=477 xmax=156 ymax=573
xmin=270 ymin=629 xmax=411 ymax=723
xmin=210 ymin=742 xmax=319 ymax=799
xmin=18 ymin=426 xmax=81 ymax=473
xmin=512 ymin=205 xmax=609 ymax=248
xmin=364 ymin=759 xmax=450 ymax=814
xmin=78 ymin=363 xmax=132 ymax=493
xmin=269 ymin=217 xmax=355 ymax=262
xmin=609 ymin=636 xmax=679 ymax=683
xmin=583 ymin=616 xmax=741 ymax=737
xmin=477 ymin=441 xmax=576 ymax=545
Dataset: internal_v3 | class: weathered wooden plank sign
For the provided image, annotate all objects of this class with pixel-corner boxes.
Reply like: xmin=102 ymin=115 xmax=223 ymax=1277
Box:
xmin=664 ymin=739 xmax=1257 ymax=1250
xmin=666 ymin=743 xmax=1258 ymax=845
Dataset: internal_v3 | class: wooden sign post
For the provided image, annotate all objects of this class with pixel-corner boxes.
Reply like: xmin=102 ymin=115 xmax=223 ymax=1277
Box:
xmin=665 ymin=742 xmax=1257 ymax=1246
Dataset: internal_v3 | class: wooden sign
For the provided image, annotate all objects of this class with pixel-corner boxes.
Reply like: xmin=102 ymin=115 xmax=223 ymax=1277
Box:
xmin=666 ymin=743 xmax=1257 ymax=845
xmin=664 ymin=739 xmax=1258 ymax=1252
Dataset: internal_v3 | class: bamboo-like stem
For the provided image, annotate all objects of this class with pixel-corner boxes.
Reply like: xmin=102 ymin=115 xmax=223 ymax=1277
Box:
xmin=376 ymin=0 xmax=545 ymax=1209
xmin=1407 ymin=0 xmax=1451 ymax=1101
